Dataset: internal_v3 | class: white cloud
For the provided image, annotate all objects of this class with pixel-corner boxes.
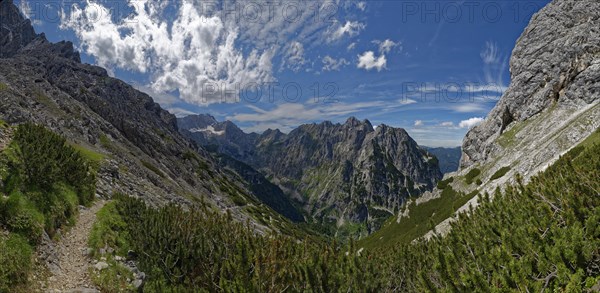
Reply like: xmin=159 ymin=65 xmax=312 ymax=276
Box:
xmin=414 ymin=120 xmax=424 ymax=127
xmin=451 ymin=103 xmax=488 ymax=113
xmin=234 ymin=101 xmax=384 ymax=123
xmin=480 ymin=41 xmax=508 ymax=90
xmin=377 ymin=39 xmax=400 ymax=54
xmin=459 ymin=117 xmax=484 ymax=129
xmin=60 ymin=1 xmax=368 ymax=105
xmin=357 ymin=51 xmax=387 ymax=71
xmin=322 ymin=56 xmax=350 ymax=71
xmin=398 ymin=98 xmax=417 ymax=105
xmin=281 ymin=41 xmax=305 ymax=72
xmin=168 ymin=107 xmax=198 ymax=118
xmin=440 ymin=121 xmax=454 ymax=127
xmin=357 ymin=39 xmax=400 ymax=72
xmin=357 ymin=2 xmax=367 ymax=11
xmin=480 ymin=41 xmax=500 ymax=65
xmin=328 ymin=21 xmax=365 ymax=42
xmin=229 ymin=100 xmax=415 ymax=133
xmin=18 ymin=0 xmax=32 ymax=19
xmin=60 ymin=1 xmax=277 ymax=105
xmin=17 ymin=0 xmax=41 ymax=25
xmin=347 ymin=42 xmax=357 ymax=51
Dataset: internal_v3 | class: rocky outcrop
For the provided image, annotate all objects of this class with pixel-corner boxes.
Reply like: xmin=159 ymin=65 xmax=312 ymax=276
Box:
xmin=180 ymin=116 xmax=442 ymax=234
xmin=415 ymin=0 xmax=600 ymax=241
xmin=461 ymin=0 xmax=600 ymax=168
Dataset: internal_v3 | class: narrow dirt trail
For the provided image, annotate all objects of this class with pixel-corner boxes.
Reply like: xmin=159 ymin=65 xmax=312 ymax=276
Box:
xmin=46 ymin=200 xmax=106 ymax=293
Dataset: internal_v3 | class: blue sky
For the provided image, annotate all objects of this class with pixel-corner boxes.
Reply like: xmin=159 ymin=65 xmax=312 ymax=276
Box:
xmin=18 ymin=0 xmax=550 ymax=147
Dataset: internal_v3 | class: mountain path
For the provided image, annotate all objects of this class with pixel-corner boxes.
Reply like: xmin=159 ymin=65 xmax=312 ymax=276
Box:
xmin=0 ymin=126 xmax=13 ymax=153
xmin=45 ymin=200 xmax=106 ymax=293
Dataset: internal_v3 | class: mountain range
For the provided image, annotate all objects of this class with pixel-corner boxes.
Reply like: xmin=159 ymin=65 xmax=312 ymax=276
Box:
xmin=1 ymin=0 xmax=599 ymax=290
xmin=179 ymin=114 xmax=443 ymax=235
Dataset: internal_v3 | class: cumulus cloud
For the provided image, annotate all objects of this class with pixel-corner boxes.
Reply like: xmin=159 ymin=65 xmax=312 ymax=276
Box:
xmin=18 ymin=0 xmax=31 ymax=19
xmin=357 ymin=2 xmax=367 ymax=11
xmin=60 ymin=1 xmax=367 ymax=105
xmin=322 ymin=56 xmax=350 ymax=71
xmin=357 ymin=51 xmax=387 ymax=71
xmin=281 ymin=41 xmax=305 ymax=72
xmin=459 ymin=117 xmax=484 ymax=129
xmin=328 ymin=21 xmax=365 ymax=42
xmin=60 ymin=1 xmax=278 ymax=105
xmin=17 ymin=0 xmax=42 ymax=25
xmin=414 ymin=120 xmax=424 ymax=127
xmin=356 ymin=39 xmax=400 ymax=72
xmin=377 ymin=39 xmax=400 ymax=54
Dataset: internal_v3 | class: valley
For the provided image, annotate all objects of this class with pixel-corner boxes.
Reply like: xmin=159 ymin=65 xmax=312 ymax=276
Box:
xmin=0 ymin=0 xmax=599 ymax=291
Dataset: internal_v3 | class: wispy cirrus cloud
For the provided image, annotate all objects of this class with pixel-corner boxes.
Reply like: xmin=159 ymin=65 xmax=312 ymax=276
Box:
xmin=480 ymin=41 xmax=508 ymax=91
xmin=229 ymin=99 xmax=416 ymax=133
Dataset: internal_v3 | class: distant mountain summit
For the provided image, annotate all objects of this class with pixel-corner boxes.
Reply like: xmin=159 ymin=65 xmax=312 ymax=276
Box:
xmin=179 ymin=115 xmax=443 ymax=235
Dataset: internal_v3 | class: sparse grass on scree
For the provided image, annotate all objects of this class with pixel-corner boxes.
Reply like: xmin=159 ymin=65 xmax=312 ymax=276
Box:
xmin=88 ymin=201 xmax=134 ymax=292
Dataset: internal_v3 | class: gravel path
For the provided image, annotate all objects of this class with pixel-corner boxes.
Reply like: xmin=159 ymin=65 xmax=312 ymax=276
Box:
xmin=0 ymin=126 xmax=12 ymax=153
xmin=46 ymin=200 xmax=106 ymax=293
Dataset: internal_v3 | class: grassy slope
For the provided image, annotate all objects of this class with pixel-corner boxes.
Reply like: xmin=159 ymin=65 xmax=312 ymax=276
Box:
xmin=360 ymin=127 xmax=600 ymax=251
xmin=359 ymin=186 xmax=476 ymax=249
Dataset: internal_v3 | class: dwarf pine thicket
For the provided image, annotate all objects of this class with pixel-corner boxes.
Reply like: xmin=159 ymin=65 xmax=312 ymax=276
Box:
xmin=1 ymin=124 xmax=599 ymax=291
xmin=94 ymin=130 xmax=600 ymax=292
xmin=0 ymin=123 xmax=97 ymax=291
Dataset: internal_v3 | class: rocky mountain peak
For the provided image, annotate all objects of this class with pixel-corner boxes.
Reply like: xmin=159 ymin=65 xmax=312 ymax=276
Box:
xmin=0 ymin=0 xmax=37 ymax=58
xmin=344 ymin=116 xmax=373 ymax=130
xmin=179 ymin=115 xmax=442 ymax=234
xmin=461 ymin=0 xmax=600 ymax=168
xmin=0 ymin=0 xmax=80 ymax=61
xmin=177 ymin=114 xmax=218 ymax=130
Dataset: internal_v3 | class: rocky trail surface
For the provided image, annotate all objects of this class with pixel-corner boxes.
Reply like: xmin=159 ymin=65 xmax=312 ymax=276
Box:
xmin=44 ymin=201 xmax=106 ymax=293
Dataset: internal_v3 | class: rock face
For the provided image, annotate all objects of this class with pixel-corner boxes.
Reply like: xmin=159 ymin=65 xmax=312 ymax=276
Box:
xmin=0 ymin=0 xmax=296 ymax=234
xmin=180 ymin=116 xmax=442 ymax=234
xmin=461 ymin=0 xmax=600 ymax=168
xmin=419 ymin=0 xmax=600 ymax=240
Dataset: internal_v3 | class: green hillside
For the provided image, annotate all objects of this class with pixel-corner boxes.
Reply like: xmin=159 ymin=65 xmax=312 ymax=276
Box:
xmin=89 ymin=129 xmax=600 ymax=291
xmin=0 ymin=123 xmax=98 ymax=291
